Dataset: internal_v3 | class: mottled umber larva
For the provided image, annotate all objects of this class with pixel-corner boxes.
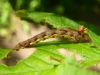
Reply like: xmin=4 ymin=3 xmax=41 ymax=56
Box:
xmin=13 ymin=25 xmax=90 ymax=51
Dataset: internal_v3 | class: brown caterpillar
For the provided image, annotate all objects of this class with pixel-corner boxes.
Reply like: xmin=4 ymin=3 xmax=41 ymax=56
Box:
xmin=13 ymin=25 xmax=90 ymax=51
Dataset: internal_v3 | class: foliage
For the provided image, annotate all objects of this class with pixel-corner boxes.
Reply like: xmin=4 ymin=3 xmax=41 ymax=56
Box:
xmin=0 ymin=46 xmax=100 ymax=75
xmin=0 ymin=10 xmax=100 ymax=74
xmin=0 ymin=0 xmax=100 ymax=75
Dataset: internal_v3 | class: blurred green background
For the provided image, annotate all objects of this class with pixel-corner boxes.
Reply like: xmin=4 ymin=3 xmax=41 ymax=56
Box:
xmin=11 ymin=0 xmax=100 ymax=25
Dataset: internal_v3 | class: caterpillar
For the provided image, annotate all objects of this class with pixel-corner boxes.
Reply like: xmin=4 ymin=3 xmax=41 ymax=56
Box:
xmin=13 ymin=25 xmax=90 ymax=51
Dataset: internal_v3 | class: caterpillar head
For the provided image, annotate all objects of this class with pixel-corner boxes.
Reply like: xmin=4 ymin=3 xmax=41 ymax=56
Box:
xmin=78 ymin=25 xmax=88 ymax=35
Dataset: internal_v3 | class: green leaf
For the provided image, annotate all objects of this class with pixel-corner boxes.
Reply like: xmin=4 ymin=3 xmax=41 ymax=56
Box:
xmin=16 ymin=10 xmax=79 ymax=29
xmin=15 ymin=10 xmax=100 ymax=66
xmin=0 ymin=43 xmax=64 ymax=75
xmin=40 ymin=55 xmax=99 ymax=75
xmin=16 ymin=10 xmax=100 ymax=47
xmin=0 ymin=47 xmax=99 ymax=75
xmin=33 ymin=41 xmax=100 ymax=67
xmin=0 ymin=48 xmax=11 ymax=60
xmin=58 ymin=41 xmax=100 ymax=66
xmin=0 ymin=38 xmax=99 ymax=75
xmin=88 ymin=30 xmax=100 ymax=47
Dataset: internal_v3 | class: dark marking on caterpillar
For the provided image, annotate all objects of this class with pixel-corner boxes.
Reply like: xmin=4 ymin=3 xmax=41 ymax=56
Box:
xmin=13 ymin=25 xmax=91 ymax=51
